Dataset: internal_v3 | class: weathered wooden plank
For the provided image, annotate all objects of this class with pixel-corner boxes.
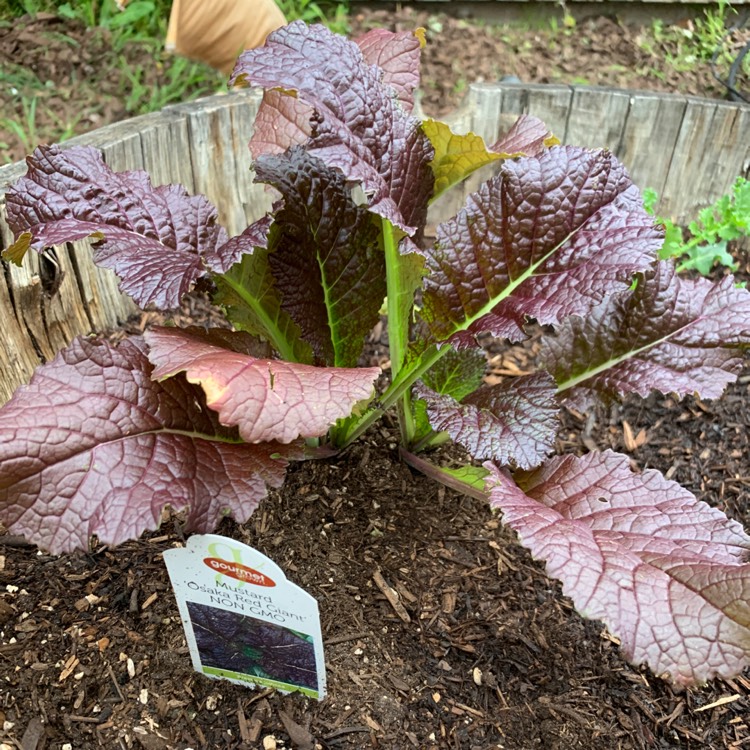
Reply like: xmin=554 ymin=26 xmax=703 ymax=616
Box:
xmin=658 ymin=97 xmax=719 ymax=221
xmin=0 ymin=209 xmax=52 ymax=404
xmin=616 ymin=91 xmax=687 ymax=196
xmin=226 ymin=91 xmax=276 ymax=226
xmin=565 ymin=86 xmax=630 ymax=150
xmin=98 ymin=122 xmax=146 ymax=173
xmin=496 ymin=82 xmax=527 ymax=135
xmin=523 ymin=84 xmax=573 ymax=141
xmin=137 ymin=109 xmax=195 ymax=191
xmin=696 ymin=102 xmax=746 ymax=209
xmin=171 ymin=93 xmax=251 ymax=236
xmin=0 ymin=219 xmax=135 ymax=367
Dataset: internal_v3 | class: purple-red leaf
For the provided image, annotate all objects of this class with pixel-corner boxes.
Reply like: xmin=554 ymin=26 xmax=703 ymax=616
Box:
xmin=255 ymin=147 xmax=385 ymax=367
xmin=416 ymin=373 xmax=558 ymax=469
xmin=0 ymin=337 xmax=295 ymax=554
xmin=489 ymin=114 xmax=560 ymax=157
xmin=5 ymin=145 xmax=229 ymax=309
xmin=545 ymin=261 xmax=750 ymax=402
xmin=145 ymin=327 xmax=380 ymax=443
xmin=211 ymin=215 xmax=273 ymax=274
xmin=248 ymin=88 xmax=314 ymax=159
xmin=247 ymin=28 xmax=423 ymax=158
xmin=422 ymin=147 xmax=662 ymax=345
xmin=355 ymin=27 xmax=424 ymax=113
xmin=232 ymin=22 xmax=434 ymax=235
xmin=486 ymin=451 xmax=750 ymax=685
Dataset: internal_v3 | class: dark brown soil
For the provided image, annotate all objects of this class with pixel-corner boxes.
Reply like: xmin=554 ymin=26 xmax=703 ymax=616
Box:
xmin=3 ymin=7 xmax=748 ymax=164
xmin=1 ymin=280 xmax=749 ymax=749
xmin=2 ymin=7 xmax=750 ymax=750
xmin=0 ymin=13 xmax=222 ymax=165
xmin=349 ymin=8 xmax=748 ymax=117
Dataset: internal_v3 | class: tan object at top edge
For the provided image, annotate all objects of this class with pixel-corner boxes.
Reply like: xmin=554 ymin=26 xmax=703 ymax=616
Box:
xmin=166 ymin=0 xmax=287 ymax=75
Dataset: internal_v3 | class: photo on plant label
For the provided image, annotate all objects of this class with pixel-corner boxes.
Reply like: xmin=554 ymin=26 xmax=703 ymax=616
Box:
xmin=186 ymin=601 xmax=318 ymax=691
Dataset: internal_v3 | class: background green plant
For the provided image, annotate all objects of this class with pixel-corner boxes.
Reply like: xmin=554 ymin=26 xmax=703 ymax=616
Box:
xmin=0 ymin=0 xmax=349 ymax=163
xmin=644 ymin=177 xmax=749 ymax=276
xmin=639 ymin=0 xmax=750 ymax=77
xmin=276 ymin=0 xmax=349 ymax=35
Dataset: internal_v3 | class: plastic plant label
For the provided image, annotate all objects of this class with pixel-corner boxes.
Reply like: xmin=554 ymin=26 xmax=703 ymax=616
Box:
xmin=163 ymin=533 xmax=326 ymax=699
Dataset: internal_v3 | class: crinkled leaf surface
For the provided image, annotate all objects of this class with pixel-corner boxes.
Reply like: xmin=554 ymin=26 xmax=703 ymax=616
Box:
xmin=231 ymin=22 xmax=434 ymax=235
xmin=145 ymin=327 xmax=380 ymax=443
xmin=416 ymin=373 xmax=558 ymax=468
xmin=0 ymin=337 xmax=294 ymax=554
xmin=407 ymin=326 xmax=474 ymax=445
xmin=546 ymin=262 xmax=750 ymax=401
xmin=248 ymin=88 xmax=315 ymax=159
xmin=422 ymin=120 xmax=501 ymax=199
xmin=421 ymin=346 xmax=487 ymax=402
xmin=210 ymin=215 xmax=272 ymax=274
xmin=5 ymin=145 xmax=229 ymax=309
xmin=485 ymin=451 xmax=750 ymax=685
xmin=490 ymin=114 xmax=560 ymax=157
xmin=255 ymin=147 xmax=385 ymax=367
xmin=422 ymin=147 xmax=661 ymax=345
xmin=423 ymin=115 xmax=558 ymax=201
xmin=213 ymin=249 xmax=313 ymax=364
xmin=247 ymin=28 xmax=423 ymax=159
xmin=355 ymin=27 xmax=424 ymax=113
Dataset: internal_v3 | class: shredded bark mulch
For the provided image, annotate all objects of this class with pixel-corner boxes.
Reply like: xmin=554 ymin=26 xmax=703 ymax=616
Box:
xmin=1 ymin=287 xmax=749 ymax=748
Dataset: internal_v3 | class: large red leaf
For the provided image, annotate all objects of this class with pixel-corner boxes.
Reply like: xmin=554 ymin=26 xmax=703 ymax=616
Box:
xmin=5 ymin=145 xmax=231 ymax=309
xmin=145 ymin=327 xmax=380 ymax=443
xmin=544 ymin=261 xmax=750 ymax=402
xmin=0 ymin=337 xmax=295 ymax=554
xmin=486 ymin=451 xmax=750 ymax=685
xmin=416 ymin=373 xmax=558 ymax=468
xmin=246 ymin=27 xmax=424 ymax=158
xmin=231 ymin=22 xmax=433 ymax=236
xmin=355 ymin=27 xmax=423 ymax=113
xmin=422 ymin=147 xmax=662 ymax=345
xmin=254 ymin=147 xmax=385 ymax=367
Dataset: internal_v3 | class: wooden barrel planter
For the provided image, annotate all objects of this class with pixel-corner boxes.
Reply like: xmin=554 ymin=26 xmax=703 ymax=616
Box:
xmin=0 ymin=84 xmax=748 ymax=405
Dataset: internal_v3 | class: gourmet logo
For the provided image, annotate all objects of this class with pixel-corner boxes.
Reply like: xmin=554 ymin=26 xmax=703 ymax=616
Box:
xmin=203 ymin=557 xmax=276 ymax=587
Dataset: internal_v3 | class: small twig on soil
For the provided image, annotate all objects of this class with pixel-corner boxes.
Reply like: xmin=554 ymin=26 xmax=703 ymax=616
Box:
xmin=445 ymin=536 xmax=491 ymax=541
xmin=324 ymin=631 xmax=371 ymax=646
xmin=322 ymin=726 xmax=372 ymax=740
xmin=106 ymin=663 xmax=125 ymax=702
xmin=373 ymin=569 xmax=411 ymax=623
xmin=0 ymin=534 xmax=33 ymax=548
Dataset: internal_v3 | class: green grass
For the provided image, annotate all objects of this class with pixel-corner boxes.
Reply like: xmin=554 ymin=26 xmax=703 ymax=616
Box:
xmin=0 ymin=0 xmax=349 ymax=162
xmin=276 ymin=0 xmax=349 ymax=35
xmin=118 ymin=49 xmax=225 ymax=116
xmin=639 ymin=0 xmax=750 ymax=77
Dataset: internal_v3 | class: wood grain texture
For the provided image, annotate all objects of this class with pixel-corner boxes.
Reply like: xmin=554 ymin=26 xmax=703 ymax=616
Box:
xmin=0 ymin=92 xmax=265 ymax=404
xmin=436 ymin=83 xmax=748 ymax=224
